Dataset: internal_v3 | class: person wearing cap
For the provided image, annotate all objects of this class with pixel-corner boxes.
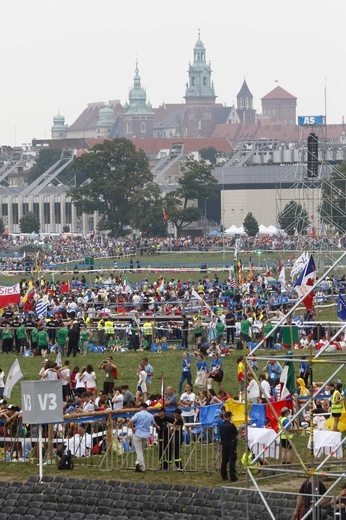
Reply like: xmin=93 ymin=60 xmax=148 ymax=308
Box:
xmin=154 ymin=408 xmax=174 ymax=470
xmin=278 ymin=407 xmax=293 ymax=464
xmin=129 ymin=403 xmax=160 ymax=473
xmin=219 ymin=411 xmax=238 ymax=482
xmin=331 ymin=382 xmax=343 ymax=431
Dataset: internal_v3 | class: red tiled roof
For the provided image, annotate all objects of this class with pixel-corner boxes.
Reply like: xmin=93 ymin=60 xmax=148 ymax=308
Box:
xmin=85 ymin=137 xmax=233 ymax=154
xmin=261 ymin=85 xmax=297 ymax=100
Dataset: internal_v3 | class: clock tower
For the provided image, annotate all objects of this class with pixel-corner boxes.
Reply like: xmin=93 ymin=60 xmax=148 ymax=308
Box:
xmin=183 ymin=31 xmax=217 ymax=137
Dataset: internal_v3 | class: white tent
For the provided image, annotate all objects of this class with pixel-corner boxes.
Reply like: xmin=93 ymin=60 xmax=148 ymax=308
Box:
xmin=224 ymin=225 xmax=246 ymax=235
xmin=258 ymin=224 xmax=280 ymax=235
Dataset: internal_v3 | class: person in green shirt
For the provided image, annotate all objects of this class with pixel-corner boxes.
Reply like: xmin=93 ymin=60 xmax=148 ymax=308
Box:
xmin=56 ymin=323 xmax=69 ymax=356
xmin=240 ymin=314 xmax=252 ymax=349
xmin=79 ymin=324 xmax=91 ymax=357
xmin=215 ymin=318 xmax=225 ymax=344
xmin=16 ymin=323 xmax=28 ymax=354
xmin=31 ymin=326 xmax=39 ymax=357
xmin=2 ymin=324 xmax=13 ymax=354
xmin=37 ymin=326 xmax=50 ymax=357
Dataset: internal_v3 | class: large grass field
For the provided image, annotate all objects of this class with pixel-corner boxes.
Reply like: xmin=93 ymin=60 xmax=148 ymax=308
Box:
xmin=0 ymin=249 xmax=344 ymax=485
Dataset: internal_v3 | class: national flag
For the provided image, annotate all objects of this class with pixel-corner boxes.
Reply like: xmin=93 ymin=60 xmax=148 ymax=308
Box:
xmin=278 ymin=259 xmax=283 ymax=273
xmin=237 ymin=260 xmax=243 ymax=284
xmin=229 ymin=277 xmax=236 ymax=289
xmin=191 ymin=288 xmax=214 ymax=315
xmin=60 ymin=281 xmax=70 ymax=293
xmin=35 ymin=294 xmax=49 ymax=317
xmin=247 ymin=256 xmax=254 ymax=281
xmin=279 ymin=365 xmax=290 ymax=400
xmin=265 ymin=265 xmax=271 ymax=277
xmin=294 ymin=255 xmax=316 ymax=311
xmin=22 ymin=280 xmax=35 ymax=304
xmin=0 ymin=284 xmax=21 ymax=309
xmin=191 ymin=288 xmax=203 ymax=302
xmin=161 ymin=373 xmax=165 ymax=408
xmin=290 ymin=251 xmax=309 ymax=280
xmin=123 ymin=275 xmax=133 ymax=294
xmin=162 ymin=209 xmax=169 ymax=221
xmin=337 ymin=294 xmax=346 ymax=320
xmin=278 ymin=266 xmax=286 ymax=291
xmin=3 ymin=359 xmax=23 ymax=399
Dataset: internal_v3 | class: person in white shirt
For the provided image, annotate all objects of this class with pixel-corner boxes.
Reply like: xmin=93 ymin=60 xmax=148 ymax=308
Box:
xmin=259 ymin=374 xmax=272 ymax=403
xmin=247 ymin=373 xmax=260 ymax=404
xmin=66 ymin=423 xmax=92 ymax=457
xmin=112 ymin=387 xmax=124 ymax=410
xmin=41 ymin=361 xmax=59 ymax=381
xmin=136 ymin=363 xmax=148 ymax=401
xmin=178 ymin=383 xmax=196 ymax=424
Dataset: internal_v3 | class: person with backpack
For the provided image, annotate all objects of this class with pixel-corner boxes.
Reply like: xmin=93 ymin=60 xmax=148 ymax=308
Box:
xmin=98 ymin=356 xmax=118 ymax=395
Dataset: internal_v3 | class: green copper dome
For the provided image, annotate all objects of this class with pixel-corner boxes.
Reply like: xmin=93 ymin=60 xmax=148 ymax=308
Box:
xmin=96 ymin=106 xmax=114 ymax=127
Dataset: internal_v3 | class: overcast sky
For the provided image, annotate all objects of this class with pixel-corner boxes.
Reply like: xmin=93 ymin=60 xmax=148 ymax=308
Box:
xmin=1 ymin=0 xmax=345 ymax=146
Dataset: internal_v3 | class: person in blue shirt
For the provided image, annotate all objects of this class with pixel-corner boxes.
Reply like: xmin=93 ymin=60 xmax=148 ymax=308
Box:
xmin=264 ymin=359 xmax=282 ymax=389
xmin=207 ymin=353 xmax=224 ymax=391
xmin=178 ymin=352 xmax=192 ymax=393
xmin=129 ymin=402 xmax=160 ymax=472
xmin=298 ymin=357 xmax=311 ymax=387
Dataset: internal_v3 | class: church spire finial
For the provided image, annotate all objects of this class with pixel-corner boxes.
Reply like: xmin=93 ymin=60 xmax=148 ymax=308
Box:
xmin=135 ymin=53 xmax=139 ymax=75
xmin=198 ymin=28 xmax=201 ymax=40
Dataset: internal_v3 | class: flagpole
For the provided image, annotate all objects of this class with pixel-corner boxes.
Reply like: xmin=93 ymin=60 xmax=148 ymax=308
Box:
xmin=250 ymin=251 xmax=346 ymax=355
xmin=38 ymin=424 xmax=43 ymax=481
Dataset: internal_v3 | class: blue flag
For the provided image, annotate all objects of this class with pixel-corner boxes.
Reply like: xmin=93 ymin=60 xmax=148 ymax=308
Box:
xmin=337 ymin=294 xmax=346 ymax=320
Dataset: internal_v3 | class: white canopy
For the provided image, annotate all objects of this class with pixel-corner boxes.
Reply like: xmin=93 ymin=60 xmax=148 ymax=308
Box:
xmin=224 ymin=225 xmax=246 ymax=235
xmin=258 ymin=224 xmax=280 ymax=235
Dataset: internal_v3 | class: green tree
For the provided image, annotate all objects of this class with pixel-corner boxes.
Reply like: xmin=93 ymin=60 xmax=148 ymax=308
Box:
xmin=277 ymin=201 xmax=309 ymax=236
xmin=243 ymin=212 xmax=259 ymax=236
xmin=164 ymin=157 xmax=217 ymax=237
xmin=199 ymin=147 xmax=218 ymax=165
xmin=0 ymin=217 xmax=5 ymax=235
xmin=320 ymin=162 xmax=346 ymax=233
xmin=132 ymin=183 xmax=168 ymax=237
xmin=62 ymin=225 xmax=70 ymax=233
xmin=69 ymin=138 xmax=153 ymax=237
xmin=19 ymin=211 xmax=40 ymax=233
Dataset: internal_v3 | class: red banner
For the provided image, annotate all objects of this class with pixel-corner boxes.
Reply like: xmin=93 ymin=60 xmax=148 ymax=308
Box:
xmin=0 ymin=284 xmax=21 ymax=308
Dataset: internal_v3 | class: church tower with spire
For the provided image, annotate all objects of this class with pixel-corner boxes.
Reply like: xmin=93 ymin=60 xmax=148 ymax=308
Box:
xmin=123 ymin=61 xmax=155 ymax=138
xmin=182 ymin=31 xmax=217 ymax=137
xmin=236 ymin=79 xmax=256 ymax=125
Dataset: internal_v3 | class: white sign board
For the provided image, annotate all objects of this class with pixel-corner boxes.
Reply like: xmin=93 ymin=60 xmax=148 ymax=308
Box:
xmin=21 ymin=381 xmax=63 ymax=424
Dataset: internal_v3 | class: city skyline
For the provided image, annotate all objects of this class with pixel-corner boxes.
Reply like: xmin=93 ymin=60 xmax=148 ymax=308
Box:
xmin=1 ymin=0 xmax=345 ymax=146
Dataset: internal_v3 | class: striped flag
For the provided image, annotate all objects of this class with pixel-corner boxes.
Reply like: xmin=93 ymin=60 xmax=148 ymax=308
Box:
xmin=35 ymin=294 xmax=49 ymax=317
xmin=3 ymin=359 xmax=23 ymax=399
xmin=22 ymin=280 xmax=35 ymax=304
xmin=229 ymin=277 xmax=236 ymax=289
